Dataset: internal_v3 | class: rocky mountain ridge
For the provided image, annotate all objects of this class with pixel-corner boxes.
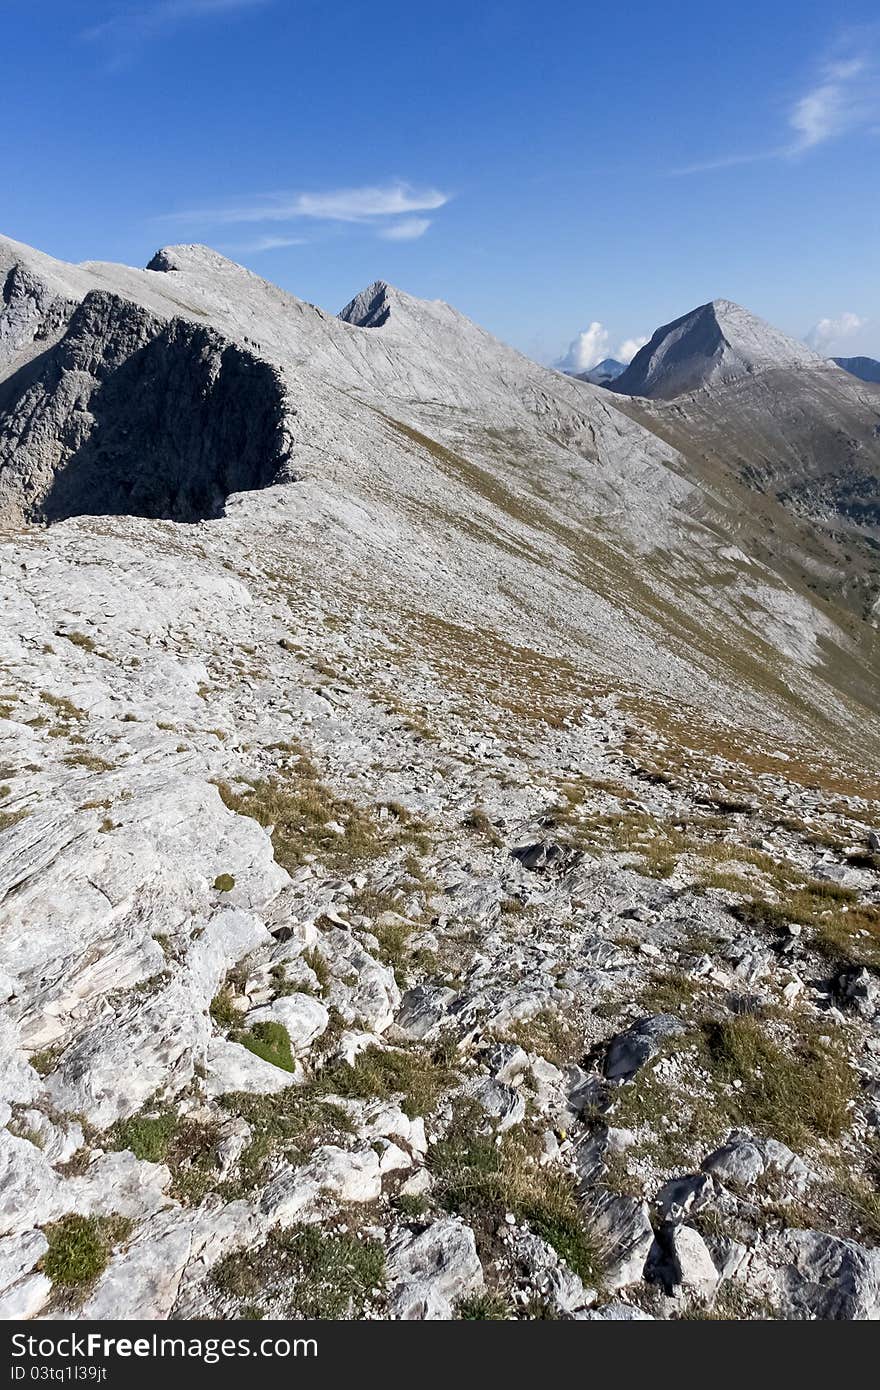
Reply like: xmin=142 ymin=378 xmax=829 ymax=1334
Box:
xmin=0 ymin=236 xmax=879 ymax=1321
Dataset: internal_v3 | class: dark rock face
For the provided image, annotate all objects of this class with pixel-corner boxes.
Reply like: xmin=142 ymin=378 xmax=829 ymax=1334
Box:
xmin=0 ymin=289 xmax=292 ymax=524
xmin=337 ymin=281 xmax=393 ymax=329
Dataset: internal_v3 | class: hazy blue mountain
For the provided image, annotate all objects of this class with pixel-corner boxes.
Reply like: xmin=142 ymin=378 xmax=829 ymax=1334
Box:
xmin=833 ymin=356 xmax=880 ymax=384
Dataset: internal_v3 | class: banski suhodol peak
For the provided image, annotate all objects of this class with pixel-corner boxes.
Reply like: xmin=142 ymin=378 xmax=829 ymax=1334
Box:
xmin=2 ymin=233 xmax=880 ymax=1325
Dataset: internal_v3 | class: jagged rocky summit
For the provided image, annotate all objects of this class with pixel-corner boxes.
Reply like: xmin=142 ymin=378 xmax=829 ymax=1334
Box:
xmin=610 ymin=299 xmax=824 ymax=400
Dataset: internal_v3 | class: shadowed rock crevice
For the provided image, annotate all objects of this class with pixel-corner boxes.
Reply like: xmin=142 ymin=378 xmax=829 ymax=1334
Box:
xmin=0 ymin=290 xmax=292 ymax=524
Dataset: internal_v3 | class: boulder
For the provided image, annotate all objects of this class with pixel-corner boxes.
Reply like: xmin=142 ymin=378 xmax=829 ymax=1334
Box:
xmin=387 ymin=1218 xmax=484 ymax=1319
xmin=587 ymin=1192 xmax=654 ymax=1290
xmin=246 ymin=992 xmax=329 ymax=1053
xmin=775 ymin=1230 xmax=880 ymax=1320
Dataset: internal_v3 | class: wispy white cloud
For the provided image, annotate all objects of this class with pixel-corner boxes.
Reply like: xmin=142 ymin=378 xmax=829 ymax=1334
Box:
xmin=378 ymin=217 xmax=432 ymax=241
xmin=85 ymin=0 xmax=270 ymax=51
xmin=159 ymin=182 xmax=448 ymax=247
xmin=673 ymin=149 xmax=781 ymax=176
xmin=672 ymin=30 xmax=879 ymax=174
xmin=618 ymin=335 xmax=648 ymax=364
xmin=805 ymin=311 xmax=867 ymax=352
xmin=220 ymin=234 xmax=307 ymax=253
xmin=164 ymin=182 xmax=450 ymax=226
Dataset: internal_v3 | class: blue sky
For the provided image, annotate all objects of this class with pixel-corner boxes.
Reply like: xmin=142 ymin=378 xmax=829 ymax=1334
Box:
xmin=3 ymin=0 xmax=879 ymax=365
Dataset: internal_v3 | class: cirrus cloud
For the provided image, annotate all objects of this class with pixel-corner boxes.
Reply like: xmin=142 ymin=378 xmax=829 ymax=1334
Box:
xmin=219 ymin=234 xmax=308 ymax=253
xmin=672 ymin=29 xmax=880 ymax=174
xmin=163 ymin=182 xmax=449 ymax=226
xmin=84 ymin=0 xmax=272 ymax=66
xmin=378 ymin=218 xmax=432 ymax=241
xmin=158 ymin=180 xmax=449 ymax=250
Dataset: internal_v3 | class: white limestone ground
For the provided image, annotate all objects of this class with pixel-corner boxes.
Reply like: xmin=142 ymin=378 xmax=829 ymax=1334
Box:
xmin=0 ymin=236 xmax=879 ymax=1321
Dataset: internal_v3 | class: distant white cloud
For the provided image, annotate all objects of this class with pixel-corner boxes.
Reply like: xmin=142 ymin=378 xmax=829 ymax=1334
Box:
xmin=160 ymin=182 xmax=449 ymax=250
xmin=789 ymin=59 xmax=868 ymax=150
xmin=672 ymin=29 xmax=880 ymax=174
xmin=617 ymin=335 xmax=648 ymax=364
xmin=378 ymin=218 xmax=432 ymax=241
xmin=85 ymin=0 xmax=270 ymax=54
xmin=556 ymin=322 xmax=609 ymax=373
xmin=221 ymin=234 xmax=307 ymax=253
xmin=163 ymin=182 xmax=450 ymax=226
xmin=556 ymin=324 xmax=648 ymax=373
xmin=805 ymin=311 xmax=868 ymax=352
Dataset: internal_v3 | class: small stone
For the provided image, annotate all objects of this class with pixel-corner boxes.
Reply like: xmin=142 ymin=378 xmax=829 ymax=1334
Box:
xmin=668 ymin=1225 xmax=720 ymax=1297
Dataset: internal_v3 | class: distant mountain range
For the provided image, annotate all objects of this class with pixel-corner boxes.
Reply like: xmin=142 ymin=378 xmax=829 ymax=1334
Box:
xmin=833 ymin=355 xmax=880 ymax=384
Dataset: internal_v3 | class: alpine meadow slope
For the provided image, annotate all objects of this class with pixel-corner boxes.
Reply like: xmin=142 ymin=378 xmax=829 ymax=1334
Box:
xmin=0 ymin=236 xmax=879 ymax=1322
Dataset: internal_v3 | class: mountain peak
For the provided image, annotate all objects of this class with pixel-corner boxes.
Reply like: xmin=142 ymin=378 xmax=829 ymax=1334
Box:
xmin=337 ymin=280 xmax=400 ymax=329
xmin=573 ymin=357 xmax=626 ymax=386
xmin=612 ymin=298 xmax=821 ymax=400
xmin=338 ymin=279 xmax=457 ymax=332
xmin=146 ymin=244 xmax=255 ymax=277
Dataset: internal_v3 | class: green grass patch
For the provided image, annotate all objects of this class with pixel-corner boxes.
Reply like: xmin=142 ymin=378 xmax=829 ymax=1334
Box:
xmin=458 ymin=1292 xmax=511 ymax=1319
xmin=732 ymin=885 xmax=880 ymax=970
xmin=110 ymin=1110 xmax=176 ymax=1163
xmin=699 ymin=1015 xmax=854 ymax=1146
xmin=372 ymin=917 xmax=413 ymax=979
xmin=42 ymin=1215 xmax=131 ymax=1287
xmin=29 ymin=1048 xmax=60 ymax=1077
xmin=503 ymin=1009 xmax=581 ymax=1068
xmin=212 ymin=1225 xmax=384 ymax=1318
xmin=217 ymin=1088 xmax=355 ymax=1192
xmin=217 ymin=766 xmax=381 ymax=872
xmin=318 ymin=1044 xmax=457 ymax=1119
xmin=430 ymin=1104 xmax=602 ymax=1286
xmin=301 ymin=946 xmax=331 ymax=995
xmin=210 ymin=988 xmax=239 ymax=1028
xmin=610 ymin=1010 xmax=857 ymax=1173
xmin=234 ymin=1021 xmax=295 ymax=1072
